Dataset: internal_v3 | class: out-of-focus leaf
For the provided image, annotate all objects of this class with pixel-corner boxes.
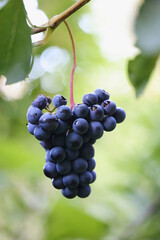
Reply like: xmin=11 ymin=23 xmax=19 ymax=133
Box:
xmin=44 ymin=200 xmax=107 ymax=240
xmin=0 ymin=0 xmax=32 ymax=84
xmin=135 ymin=0 xmax=160 ymax=56
xmin=128 ymin=53 xmax=158 ymax=96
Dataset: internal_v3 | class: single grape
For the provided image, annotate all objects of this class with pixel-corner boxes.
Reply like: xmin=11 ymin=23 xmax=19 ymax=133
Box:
xmin=78 ymin=185 xmax=91 ymax=198
xmin=65 ymin=148 xmax=79 ymax=161
xmin=90 ymin=170 xmax=96 ymax=183
xmin=56 ymin=160 xmax=72 ymax=175
xmin=102 ymin=116 xmax=116 ymax=131
xmin=27 ymin=123 xmax=37 ymax=135
xmin=27 ymin=106 xmax=42 ymax=124
xmin=72 ymin=118 xmax=89 ymax=135
xmin=87 ymin=121 xmax=104 ymax=139
xmin=80 ymin=143 xmax=95 ymax=160
xmin=89 ymin=105 xmax=104 ymax=121
xmin=34 ymin=125 xmax=51 ymax=141
xmin=39 ymin=113 xmax=59 ymax=132
xmin=50 ymin=146 xmax=66 ymax=163
xmin=40 ymin=138 xmax=54 ymax=150
xmin=43 ymin=162 xmax=58 ymax=179
xmin=82 ymin=93 xmax=98 ymax=106
xmin=55 ymin=119 xmax=68 ymax=135
xmin=87 ymin=158 xmax=96 ymax=171
xmin=66 ymin=113 xmax=75 ymax=127
xmin=73 ymin=103 xmax=89 ymax=118
xmin=94 ymin=88 xmax=110 ymax=103
xmin=72 ymin=158 xmax=88 ymax=174
xmin=46 ymin=97 xmax=52 ymax=105
xmin=52 ymin=94 xmax=67 ymax=108
xmin=83 ymin=134 xmax=90 ymax=143
xmin=61 ymin=187 xmax=78 ymax=199
xmin=56 ymin=105 xmax=71 ymax=120
xmin=63 ymin=173 xmax=79 ymax=188
xmin=45 ymin=150 xmax=53 ymax=162
xmin=112 ymin=107 xmax=126 ymax=123
xmin=88 ymin=138 xmax=96 ymax=145
xmin=52 ymin=134 xmax=65 ymax=147
xmin=32 ymin=95 xmax=48 ymax=109
xmin=65 ymin=132 xmax=83 ymax=150
xmin=79 ymin=171 xmax=93 ymax=185
xmin=52 ymin=176 xmax=64 ymax=189
xmin=101 ymin=100 xmax=116 ymax=115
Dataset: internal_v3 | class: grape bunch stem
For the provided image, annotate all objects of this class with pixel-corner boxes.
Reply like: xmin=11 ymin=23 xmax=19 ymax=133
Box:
xmin=64 ymin=20 xmax=76 ymax=110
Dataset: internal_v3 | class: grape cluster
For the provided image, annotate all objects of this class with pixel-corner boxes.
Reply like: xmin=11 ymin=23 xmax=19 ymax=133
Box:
xmin=26 ymin=89 xmax=126 ymax=199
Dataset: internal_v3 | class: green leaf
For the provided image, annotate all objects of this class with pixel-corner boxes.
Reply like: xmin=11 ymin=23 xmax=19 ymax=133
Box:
xmin=0 ymin=0 xmax=32 ymax=84
xmin=44 ymin=200 xmax=108 ymax=240
xmin=135 ymin=0 xmax=160 ymax=56
xmin=128 ymin=53 xmax=158 ymax=96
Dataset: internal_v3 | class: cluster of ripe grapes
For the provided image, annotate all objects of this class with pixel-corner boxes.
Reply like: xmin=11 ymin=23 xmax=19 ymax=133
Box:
xmin=26 ymin=89 xmax=126 ymax=198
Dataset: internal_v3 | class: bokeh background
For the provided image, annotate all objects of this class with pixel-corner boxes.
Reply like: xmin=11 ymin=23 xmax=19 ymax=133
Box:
xmin=1 ymin=0 xmax=160 ymax=239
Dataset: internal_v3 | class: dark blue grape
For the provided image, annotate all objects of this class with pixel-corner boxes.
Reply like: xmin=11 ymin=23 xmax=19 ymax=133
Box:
xmin=55 ymin=119 xmax=68 ymax=135
xmin=72 ymin=158 xmax=88 ymax=174
xmin=63 ymin=173 xmax=79 ymax=188
xmin=46 ymin=97 xmax=52 ymax=106
xmin=112 ymin=107 xmax=126 ymax=123
xmin=56 ymin=160 xmax=72 ymax=175
xmin=102 ymin=116 xmax=116 ymax=131
xmin=56 ymin=105 xmax=71 ymax=120
xmin=87 ymin=121 xmax=104 ymax=139
xmin=32 ymin=95 xmax=48 ymax=109
xmin=101 ymin=100 xmax=116 ymax=115
xmin=65 ymin=132 xmax=83 ymax=150
xmin=52 ymin=94 xmax=67 ymax=108
xmin=39 ymin=113 xmax=58 ymax=132
xmin=94 ymin=88 xmax=110 ymax=103
xmin=90 ymin=170 xmax=96 ymax=183
xmin=27 ymin=123 xmax=37 ymax=135
xmin=79 ymin=171 xmax=93 ymax=185
xmin=50 ymin=146 xmax=66 ymax=163
xmin=80 ymin=143 xmax=95 ymax=160
xmin=34 ymin=125 xmax=51 ymax=141
xmin=45 ymin=150 xmax=53 ymax=162
xmin=52 ymin=176 xmax=64 ymax=189
xmin=89 ymin=105 xmax=104 ymax=121
xmin=82 ymin=93 xmax=98 ymax=106
xmin=66 ymin=113 xmax=75 ymax=127
xmin=72 ymin=118 xmax=89 ymax=135
xmin=61 ymin=187 xmax=77 ymax=199
xmin=78 ymin=185 xmax=91 ymax=198
xmin=43 ymin=162 xmax=58 ymax=179
xmin=52 ymin=134 xmax=65 ymax=147
xmin=88 ymin=138 xmax=96 ymax=145
xmin=83 ymin=134 xmax=90 ymax=143
xmin=65 ymin=148 xmax=79 ymax=161
xmin=27 ymin=106 xmax=42 ymax=124
xmin=87 ymin=158 xmax=96 ymax=171
xmin=40 ymin=138 xmax=54 ymax=150
xmin=73 ymin=104 xmax=89 ymax=118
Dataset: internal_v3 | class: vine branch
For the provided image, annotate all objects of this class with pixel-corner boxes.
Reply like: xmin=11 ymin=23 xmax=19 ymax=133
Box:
xmin=32 ymin=0 xmax=91 ymax=35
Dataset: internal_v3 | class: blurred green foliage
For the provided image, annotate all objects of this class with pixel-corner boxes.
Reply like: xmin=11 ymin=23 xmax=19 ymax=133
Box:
xmin=1 ymin=0 xmax=160 ymax=240
xmin=128 ymin=0 xmax=160 ymax=96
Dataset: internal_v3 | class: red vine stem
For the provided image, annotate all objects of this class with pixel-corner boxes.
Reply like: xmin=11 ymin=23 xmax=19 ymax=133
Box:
xmin=64 ymin=20 xmax=76 ymax=109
